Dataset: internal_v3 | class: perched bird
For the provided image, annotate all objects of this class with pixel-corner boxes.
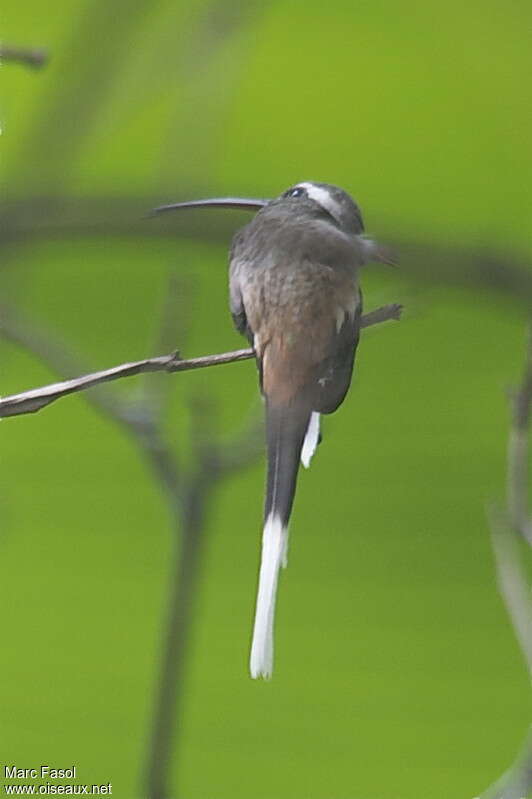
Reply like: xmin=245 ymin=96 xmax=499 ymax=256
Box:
xmin=154 ymin=182 xmax=392 ymax=679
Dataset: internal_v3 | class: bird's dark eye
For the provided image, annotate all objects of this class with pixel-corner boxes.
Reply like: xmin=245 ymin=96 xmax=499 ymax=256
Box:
xmin=284 ymin=186 xmax=306 ymax=199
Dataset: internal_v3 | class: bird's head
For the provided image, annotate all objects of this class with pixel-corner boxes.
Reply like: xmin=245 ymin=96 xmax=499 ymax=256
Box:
xmin=273 ymin=181 xmax=364 ymax=234
xmin=152 ymin=180 xmax=363 ymax=234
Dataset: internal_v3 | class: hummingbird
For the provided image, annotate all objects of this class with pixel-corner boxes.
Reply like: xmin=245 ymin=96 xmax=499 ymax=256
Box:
xmin=154 ymin=181 xmax=393 ymax=679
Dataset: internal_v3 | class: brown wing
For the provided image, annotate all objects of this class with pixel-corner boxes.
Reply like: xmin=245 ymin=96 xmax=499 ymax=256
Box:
xmin=229 ymin=209 xmax=363 ymax=412
xmin=312 ymin=289 xmax=362 ymax=414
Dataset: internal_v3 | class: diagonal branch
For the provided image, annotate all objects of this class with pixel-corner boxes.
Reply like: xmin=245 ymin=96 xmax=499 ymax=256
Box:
xmin=0 ymin=303 xmax=402 ymax=420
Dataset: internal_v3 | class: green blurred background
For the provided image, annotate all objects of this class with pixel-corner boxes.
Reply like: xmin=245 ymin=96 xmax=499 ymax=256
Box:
xmin=1 ymin=1 xmax=531 ymax=797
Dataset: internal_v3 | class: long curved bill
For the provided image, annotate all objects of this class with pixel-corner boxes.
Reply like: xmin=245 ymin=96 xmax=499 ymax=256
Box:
xmin=152 ymin=197 xmax=269 ymax=215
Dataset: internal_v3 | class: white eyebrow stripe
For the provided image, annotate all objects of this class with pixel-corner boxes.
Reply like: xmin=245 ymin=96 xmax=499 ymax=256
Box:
xmin=297 ymin=182 xmax=341 ymax=220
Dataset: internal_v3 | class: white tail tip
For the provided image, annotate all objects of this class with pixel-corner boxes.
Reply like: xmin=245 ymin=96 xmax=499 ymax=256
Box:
xmin=301 ymin=411 xmax=320 ymax=468
xmin=249 ymin=514 xmax=287 ymax=679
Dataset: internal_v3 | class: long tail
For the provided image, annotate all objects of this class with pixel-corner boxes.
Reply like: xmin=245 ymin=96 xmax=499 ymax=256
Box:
xmin=250 ymin=402 xmax=311 ymax=679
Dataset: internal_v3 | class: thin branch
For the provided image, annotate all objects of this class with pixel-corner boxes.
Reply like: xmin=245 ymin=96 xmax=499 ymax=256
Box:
xmin=0 ymin=306 xmax=137 ymax=424
xmin=507 ymin=323 xmax=532 ymax=544
xmin=0 ymin=307 xmax=183 ymax=500
xmin=488 ymin=506 xmax=532 ymax=676
xmin=359 ymin=302 xmax=402 ymax=328
xmin=479 ymin=322 xmax=532 ymax=798
xmin=0 ymin=45 xmax=48 ymax=68
xmin=0 ymin=303 xmax=402 ymax=420
xmin=0 ymin=349 xmax=251 ymax=419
